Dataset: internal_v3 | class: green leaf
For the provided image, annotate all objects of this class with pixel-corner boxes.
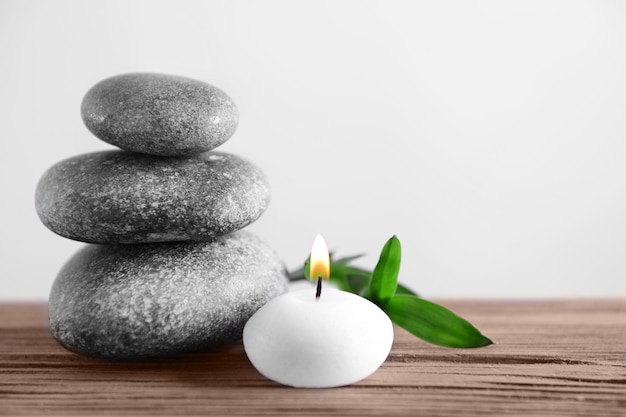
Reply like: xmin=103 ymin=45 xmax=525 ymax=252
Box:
xmin=327 ymin=263 xmax=355 ymax=292
xmin=342 ymin=267 xmax=371 ymax=295
xmin=384 ymin=295 xmax=493 ymax=348
xmin=287 ymin=239 xmax=494 ymax=349
xmin=332 ymin=254 xmax=366 ymax=265
xmin=345 ymin=275 xmax=370 ymax=295
xmin=303 ymin=258 xmax=311 ymax=280
xmin=287 ymin=265 xmax=305 ymax=281
xmin=289 ymin=246 xmax=417 ymax=297
xmin=369 ymin=235 xmax=401 ymax=303
xmin=395 ymin=283 xmax=419 ymax=297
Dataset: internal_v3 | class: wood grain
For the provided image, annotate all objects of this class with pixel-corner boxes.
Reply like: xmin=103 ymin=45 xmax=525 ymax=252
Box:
xmin=0 ymin=300 xmax=624 ymax=416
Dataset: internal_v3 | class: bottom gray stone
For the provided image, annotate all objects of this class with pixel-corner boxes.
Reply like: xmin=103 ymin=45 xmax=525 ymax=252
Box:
xmin=49 ymin=231 xmax=288 ymax=360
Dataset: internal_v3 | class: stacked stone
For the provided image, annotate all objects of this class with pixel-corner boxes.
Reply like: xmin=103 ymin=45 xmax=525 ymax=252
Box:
xmin=35 ymin=73 xmax=288 ymax=360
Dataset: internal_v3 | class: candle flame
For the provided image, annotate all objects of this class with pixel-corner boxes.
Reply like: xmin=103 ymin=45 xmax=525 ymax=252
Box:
xmin=309 ymin=234 xmax=330 ymax=280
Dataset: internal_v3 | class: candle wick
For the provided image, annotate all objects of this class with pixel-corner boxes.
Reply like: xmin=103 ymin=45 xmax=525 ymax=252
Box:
xmin=315 ymin=277 xmax=322 ymax=300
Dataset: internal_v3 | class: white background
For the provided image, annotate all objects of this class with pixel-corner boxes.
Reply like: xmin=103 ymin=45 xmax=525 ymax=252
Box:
xmin=1 ymin=0 xmax=625 ymax=301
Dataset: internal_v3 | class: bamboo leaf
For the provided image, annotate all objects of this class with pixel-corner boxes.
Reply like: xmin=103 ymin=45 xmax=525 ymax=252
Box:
xmin=303 ymin=258 xmax=311 ymax=280
xmin=395 ymin=283 xmax=418 ymax=297
xmin=287 ymin=265 xmax=306 ymax=281
xmin=287 ymin=237 xmax=492 ymax=349
xmin=332 ymin=254 xmax=366 ymax=265
xmin=345 ymin=274 xmax=371 ymax=295
xmin=327 ymin=263 xmax=353 ymax=292
xmin=384 ymin=295 xmax=493 ymax=348
xmin=369 ymin=236 xmax=401 ymax=303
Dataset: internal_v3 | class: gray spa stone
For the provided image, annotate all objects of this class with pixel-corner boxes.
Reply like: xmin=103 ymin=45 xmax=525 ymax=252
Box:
xmin=81 ymin=73 xmax=238 ymax=156
xmin=35 ymin=150 xmax=270 ymax=244
xmin=49 ymin=231 xmax=289 ymax=360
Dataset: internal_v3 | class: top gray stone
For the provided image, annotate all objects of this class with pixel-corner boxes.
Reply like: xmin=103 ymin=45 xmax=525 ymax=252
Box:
xmin=81 ymin=73 xmax=239 ymax=156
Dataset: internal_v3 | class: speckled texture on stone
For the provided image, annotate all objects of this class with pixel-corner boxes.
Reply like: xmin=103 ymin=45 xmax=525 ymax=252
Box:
xmin=35 ymin=150 xmax=270 ymax=243
xmin=81 ymin=73 xmax=238 ymax=156
xmin=48 ymin=231 xmax=288 ymax=360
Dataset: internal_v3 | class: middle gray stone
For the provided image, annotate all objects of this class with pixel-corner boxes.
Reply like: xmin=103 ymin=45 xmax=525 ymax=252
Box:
xmin=35 ymin=150 xmax=270 ymax=244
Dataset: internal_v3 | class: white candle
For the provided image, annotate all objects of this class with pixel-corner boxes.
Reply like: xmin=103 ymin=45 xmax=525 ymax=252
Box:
xmin=243 ymin=289 xmax=393 ymax=388
xmin=242 ymin=235 xmax=393 ymax=388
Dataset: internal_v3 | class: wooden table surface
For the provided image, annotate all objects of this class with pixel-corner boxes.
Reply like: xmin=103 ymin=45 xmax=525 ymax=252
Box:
xmin=0 ymin=300 xmax=624 ymax=417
